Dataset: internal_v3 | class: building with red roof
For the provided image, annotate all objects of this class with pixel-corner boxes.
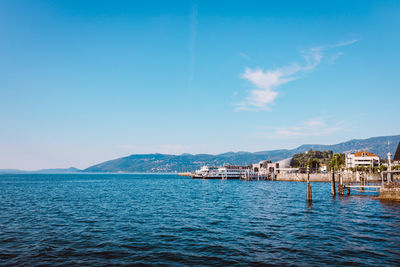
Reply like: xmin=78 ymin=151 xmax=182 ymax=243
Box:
xmin=345 ymin=151 xmax=380 ymax=169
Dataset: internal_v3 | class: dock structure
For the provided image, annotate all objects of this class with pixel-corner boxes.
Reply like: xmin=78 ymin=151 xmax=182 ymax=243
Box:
xmin=177 ymin=146 xmax=400 ymax=201
xmin=343 ymin=184 xmax=382 ymax=193
xmin=179 ymin=169 xmax=400 ymax=200
xmin=379 ymin=184 xmax=400 ymax=200
xmin=178 ymin=172 xmax=193 ymax=177
xmin=178 ymin=171 xmax=270 ymax=180
xmin=333 ymin=147 xmax=400 ymax=198
xmin=340 ymin=169 xmax=400 ymax=196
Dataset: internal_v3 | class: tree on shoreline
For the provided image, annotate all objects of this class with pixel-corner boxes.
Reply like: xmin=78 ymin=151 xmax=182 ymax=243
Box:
xmin=329 ymin=153 xmax=345 ymax=171
xmin=291 ymin=149 xmax=333 ymax=171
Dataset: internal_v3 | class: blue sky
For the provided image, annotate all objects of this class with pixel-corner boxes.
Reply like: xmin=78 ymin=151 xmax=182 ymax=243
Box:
xmin=1 ymin=0 xmax=399 ymax=169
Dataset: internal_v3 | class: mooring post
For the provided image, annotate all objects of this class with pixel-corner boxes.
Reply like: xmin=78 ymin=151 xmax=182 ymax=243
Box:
xmin=360 ymin=172 xmax=364 ymax=192
xmin=306 ymin=166 xmax=312 ymax=202
xmin=337 ymin=171 xmax=343 ymax=196
xmin=331 ymin=168 xmax=336 ymax=197
xmin=387 ymin=151 xmax=392 ymax=184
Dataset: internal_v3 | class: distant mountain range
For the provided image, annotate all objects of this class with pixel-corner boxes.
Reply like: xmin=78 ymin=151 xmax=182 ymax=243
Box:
xmin=83 ymin=135 xmax=400 ymax=173
xmin=1 ymin=135 xmax=398 ymax=174
xmin=0 ymin=167 xmax=80 ymax=174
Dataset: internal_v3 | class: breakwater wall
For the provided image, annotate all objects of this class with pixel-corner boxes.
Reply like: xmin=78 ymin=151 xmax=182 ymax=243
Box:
xmin=276 ymin=173 xmax=381 ymax=182
xmin=379 ymin=185 xmax=400 ymax=201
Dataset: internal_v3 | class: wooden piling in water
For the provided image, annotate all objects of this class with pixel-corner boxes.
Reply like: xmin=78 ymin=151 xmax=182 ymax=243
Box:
xmin=338 ymin=171 xmax=344 ymax=196
xmin=306 ymin=167 xmax=312 ymax=202
xmin=360 ymin=172 xmax=364 ymax=192
xmin=331 ymin=168 xmax=336 ymax=196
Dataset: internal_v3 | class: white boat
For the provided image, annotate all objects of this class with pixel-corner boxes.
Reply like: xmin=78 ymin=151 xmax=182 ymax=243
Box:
xmin=193 ymin=165 xmax=253 ymax=179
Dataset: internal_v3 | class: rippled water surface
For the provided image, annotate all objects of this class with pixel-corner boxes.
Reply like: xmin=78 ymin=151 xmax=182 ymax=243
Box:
xmin=1 ymin=174 xmax=400 ymax=266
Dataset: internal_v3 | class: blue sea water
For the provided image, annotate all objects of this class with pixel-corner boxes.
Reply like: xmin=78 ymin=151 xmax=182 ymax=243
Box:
xmin=0 ymin=174 xmax=399 ymax=266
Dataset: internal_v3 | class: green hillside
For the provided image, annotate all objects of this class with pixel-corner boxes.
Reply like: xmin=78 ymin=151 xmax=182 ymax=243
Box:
xmin=84 ymin=135 xmax=400 ymax=173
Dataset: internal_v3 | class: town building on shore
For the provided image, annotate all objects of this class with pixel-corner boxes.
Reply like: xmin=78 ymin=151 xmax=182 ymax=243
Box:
xmin=345 ymin=151 xmax=380 ymax=169
xmin=251 ymin=160 xmax=271 ymax=174
xmin=319 ymin=163 xmax=328 ymax=172
xmin=252 ymin=158 xmax=298 ymax=175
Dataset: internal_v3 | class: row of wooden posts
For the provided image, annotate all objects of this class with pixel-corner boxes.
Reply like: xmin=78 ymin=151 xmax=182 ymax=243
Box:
xmin=306 ymin=167 xmax=349 ymax=202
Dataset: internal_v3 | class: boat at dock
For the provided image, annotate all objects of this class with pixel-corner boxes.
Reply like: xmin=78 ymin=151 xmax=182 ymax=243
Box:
xmin=180 ymin=165 xmax=256 ymax=179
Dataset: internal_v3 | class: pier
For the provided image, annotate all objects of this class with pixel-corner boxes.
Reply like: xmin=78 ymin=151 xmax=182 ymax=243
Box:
xmin=178 ymin=171 xmax=270 ymax=180
xmin=179 ymin=170 xmax=400 ymax=201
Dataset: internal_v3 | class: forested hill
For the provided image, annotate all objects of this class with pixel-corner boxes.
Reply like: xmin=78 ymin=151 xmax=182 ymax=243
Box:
xmin=82 ymin=135 xmax=400 ymax=173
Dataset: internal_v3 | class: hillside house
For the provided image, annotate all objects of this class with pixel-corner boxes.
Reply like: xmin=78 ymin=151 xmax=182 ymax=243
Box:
xmin=345 ymin=151 xmax=380 ymax=169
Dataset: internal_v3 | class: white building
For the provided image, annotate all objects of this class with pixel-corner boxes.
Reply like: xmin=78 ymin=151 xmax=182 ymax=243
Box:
xmin=252 ymin=158 xmax=298 ymax=174
xmin=252 ymin=160 xmax=271 ymax=174
xmin=319 ymin=164 xmax=328 ymax=172
xmin=345 ymin=151 xmax=380 ymax=169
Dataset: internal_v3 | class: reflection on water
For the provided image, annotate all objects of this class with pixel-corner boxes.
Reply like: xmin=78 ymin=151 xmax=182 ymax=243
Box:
xmin=0 ymin=174 xmax=399 ymax=266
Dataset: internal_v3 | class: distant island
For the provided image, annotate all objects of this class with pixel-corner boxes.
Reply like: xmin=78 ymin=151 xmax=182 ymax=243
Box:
xmin=1 ymin=135 xmax=399 ymax=174
xmin=0 ymin=167 xmax=80 ymax=174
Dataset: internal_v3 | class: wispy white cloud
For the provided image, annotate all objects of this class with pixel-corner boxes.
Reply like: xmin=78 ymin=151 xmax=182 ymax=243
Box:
xmin=235 ymin=63 xmax=301 ymax=111
xmin=272 ymin=118 xmax=343 ymax=138
xmin=304 ymin=118 xmax=325 ymax=127
xmin=333 ymin=39 xmax=359 ymax=48
xmin=239 ymin=52 xmax=251 ymax=60
xmin=235 ymin=39 xmax=359 ymax=111
xmin=328 ymin=52 xmax=344 ymax=64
